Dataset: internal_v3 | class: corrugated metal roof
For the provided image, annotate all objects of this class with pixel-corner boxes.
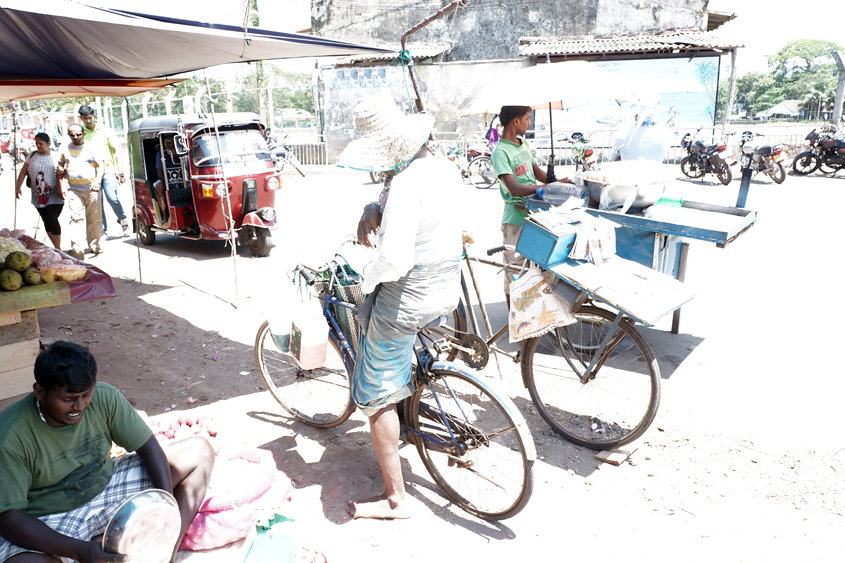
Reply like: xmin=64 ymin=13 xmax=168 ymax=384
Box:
xmin=334 ymin=43 xmax=451 ymax=66
xmin=520 ymin=31 xmax=742 ymax=58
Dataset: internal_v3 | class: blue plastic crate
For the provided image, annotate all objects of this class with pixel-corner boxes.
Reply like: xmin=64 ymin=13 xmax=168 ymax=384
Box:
xmin=515 ymin=220 xmax=577 ymax=269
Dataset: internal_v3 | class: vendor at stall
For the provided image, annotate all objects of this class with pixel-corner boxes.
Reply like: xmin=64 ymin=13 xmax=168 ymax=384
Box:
xmin=491 ymin=105 xmax=571 ymax=307
xmin=0 ymin=342 xmax=214 ymax=563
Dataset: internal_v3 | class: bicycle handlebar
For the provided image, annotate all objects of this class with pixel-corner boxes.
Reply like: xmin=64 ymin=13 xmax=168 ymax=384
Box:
xmin=487 ymin=245 xmax=506 ymax=256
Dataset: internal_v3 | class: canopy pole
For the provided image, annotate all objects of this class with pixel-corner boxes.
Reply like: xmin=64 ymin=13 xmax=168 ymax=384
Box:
xmin=123 ymin=98 xmax=142 ymax=284
xmin=546 ymin=106 xmax=557 ymax=183
xmin=204 ymin=71 xmax=240 ymax=309
xmin=12 ymin=112 xmax=19 ymax=229
xmin=400 ymin=0 xmax=468 ymax=113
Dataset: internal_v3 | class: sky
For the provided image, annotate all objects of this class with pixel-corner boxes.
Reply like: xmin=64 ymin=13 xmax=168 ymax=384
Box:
xmin=707 ymin=0 xmax=843 ymax=77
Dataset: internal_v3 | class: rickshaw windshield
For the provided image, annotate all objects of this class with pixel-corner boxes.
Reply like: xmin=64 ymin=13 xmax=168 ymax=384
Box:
xmin=191 ymin=128 xmax=272 ymax=168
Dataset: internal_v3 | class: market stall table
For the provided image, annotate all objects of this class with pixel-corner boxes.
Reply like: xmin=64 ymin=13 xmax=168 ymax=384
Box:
xmin=525 ymin=195 xmax=757 ymax=333
xmin=0 ymin=259 xmax=116 ymax=402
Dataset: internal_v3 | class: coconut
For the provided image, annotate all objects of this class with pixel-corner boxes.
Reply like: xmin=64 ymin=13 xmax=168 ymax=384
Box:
xmin=4 ymin=251 xmax=32 ymax=272
xmin=22 ymin=266 xmax=43 ymax=286
xmin=0 ymin=269 xmax=23 ymax=291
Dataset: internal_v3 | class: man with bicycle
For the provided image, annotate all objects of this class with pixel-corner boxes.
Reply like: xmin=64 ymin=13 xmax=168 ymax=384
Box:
xmin=337 ymin=94 xmax=462 ymax=519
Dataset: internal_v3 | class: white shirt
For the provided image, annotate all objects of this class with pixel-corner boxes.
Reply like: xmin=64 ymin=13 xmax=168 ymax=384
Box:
xmin=362 ymin=156 xmax=462 ymax=294
xmin=609 ymin=121 xmax=673 ymax=163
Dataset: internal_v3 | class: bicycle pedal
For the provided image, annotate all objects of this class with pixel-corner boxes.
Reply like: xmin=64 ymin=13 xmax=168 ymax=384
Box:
xmin=432 ymin=338 xmax=451 ymax=355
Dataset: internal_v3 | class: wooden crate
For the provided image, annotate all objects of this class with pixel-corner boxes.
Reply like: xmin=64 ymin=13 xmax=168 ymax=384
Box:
xmin=0 ymin=310 xmax=40 ymax=401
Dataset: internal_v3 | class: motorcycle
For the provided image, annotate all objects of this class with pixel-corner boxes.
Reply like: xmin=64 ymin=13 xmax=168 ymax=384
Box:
xmin=738 ymin=131 xmax=786 ymax=184
xmin=792 ymin=125 xmax=845 ymax=176
xmin=267 ymin=133 xmax=305 ymax=177
xmin=569 ymin=132 xmax=595 ymax=171
xmin=679 ymin=129 xmax=732 ymax=185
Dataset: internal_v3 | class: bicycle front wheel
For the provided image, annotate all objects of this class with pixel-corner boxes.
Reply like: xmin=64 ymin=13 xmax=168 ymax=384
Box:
xmin=410 ymin=369 xmax=534 ymax=520
xmin=255 ymin=321 xmax=355 ymax=428
xmin=521 ymin=306 xmax=660 ymax=449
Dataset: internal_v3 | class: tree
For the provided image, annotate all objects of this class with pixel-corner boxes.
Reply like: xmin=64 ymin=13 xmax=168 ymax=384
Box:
xmin=769 ymin=39 xmax=842 ymax=79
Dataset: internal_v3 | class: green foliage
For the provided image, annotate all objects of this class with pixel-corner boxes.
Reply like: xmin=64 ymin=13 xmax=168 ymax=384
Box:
xmin=727 ymin=39 xmax=844 ymax=118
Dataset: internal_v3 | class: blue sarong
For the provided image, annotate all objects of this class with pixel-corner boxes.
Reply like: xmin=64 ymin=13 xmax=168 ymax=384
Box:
xmin=352 ymin=260 xmax=460 ymax=416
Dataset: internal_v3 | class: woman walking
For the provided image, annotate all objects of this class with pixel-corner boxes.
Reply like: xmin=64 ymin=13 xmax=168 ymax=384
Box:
xmin=14 ymin=133 xmax=65 ymax=249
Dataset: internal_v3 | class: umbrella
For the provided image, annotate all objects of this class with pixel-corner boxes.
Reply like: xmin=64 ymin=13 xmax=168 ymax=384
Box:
xmin=463 ymin=61 xmax=631 ymax=181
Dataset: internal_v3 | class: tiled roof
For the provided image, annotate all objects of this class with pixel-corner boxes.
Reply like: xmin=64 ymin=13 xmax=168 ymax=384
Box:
xmin=334 ymin=43 xmax=451 ymax=66
xmin=520 ymin=31 xmax=742 ymax=58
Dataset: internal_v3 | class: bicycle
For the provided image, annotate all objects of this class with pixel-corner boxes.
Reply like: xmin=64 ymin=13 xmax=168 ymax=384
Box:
xmin=441 ymin=235 xmax=661 ymax=451
xmin=442 ymin=143 xmax=498 ymax=189
xmin=254 ymin=254 xmax=535 ymax=520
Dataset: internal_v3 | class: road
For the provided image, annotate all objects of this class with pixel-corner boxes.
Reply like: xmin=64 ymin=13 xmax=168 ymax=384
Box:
xmin=1 ymin=157 xmax=843 ymax=562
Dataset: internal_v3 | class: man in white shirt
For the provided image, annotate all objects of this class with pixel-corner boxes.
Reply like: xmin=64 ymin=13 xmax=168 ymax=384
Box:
xmin=609 ymin=108 xmax=673 ymax=162
xmin=337 ymin=94 xmax=462 ymax=519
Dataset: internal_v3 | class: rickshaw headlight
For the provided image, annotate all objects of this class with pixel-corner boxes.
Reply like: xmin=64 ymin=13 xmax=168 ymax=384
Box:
xmin=267 ymin=176 xmax=281 ymax=191
xmin=258 ymin=207 xmax=276 ymax=222
xmin=213 ymin=184 xmax=228 ymax=197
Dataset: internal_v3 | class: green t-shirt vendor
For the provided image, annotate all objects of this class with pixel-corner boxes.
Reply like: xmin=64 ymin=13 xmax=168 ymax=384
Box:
xmin=490 ymin=106 xmax=572 ymax=306
xmin=0 ymin=342 xmax=214 ymax=563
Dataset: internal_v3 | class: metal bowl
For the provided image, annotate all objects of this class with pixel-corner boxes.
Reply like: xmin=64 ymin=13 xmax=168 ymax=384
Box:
xmin=102 ymin=489 xmax=181 ymax=563
xmin=584 ymin=180 xmax=666 ymax=211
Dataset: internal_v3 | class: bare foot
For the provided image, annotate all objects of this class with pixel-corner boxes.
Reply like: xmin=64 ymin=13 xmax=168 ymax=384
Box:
xmin=347 ymin=494 xmax=410 ymax=519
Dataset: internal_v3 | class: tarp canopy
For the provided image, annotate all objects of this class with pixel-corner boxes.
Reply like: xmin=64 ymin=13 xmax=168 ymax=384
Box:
xmin=0 ymin=0 xmax=392 ymax=101
xmin=0 ymin=77 xmax=186 ymax=102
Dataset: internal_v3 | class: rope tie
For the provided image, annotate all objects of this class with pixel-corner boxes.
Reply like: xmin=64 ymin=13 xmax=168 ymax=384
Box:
xmin=391 ymin=50 xmax=415 ymax=112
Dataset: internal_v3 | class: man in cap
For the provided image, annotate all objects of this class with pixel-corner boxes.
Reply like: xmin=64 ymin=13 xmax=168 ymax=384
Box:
xmin=337 ymin=94 xmax=462 ymax=519
xmin=78 ymin=105 xmax=130 ymax=238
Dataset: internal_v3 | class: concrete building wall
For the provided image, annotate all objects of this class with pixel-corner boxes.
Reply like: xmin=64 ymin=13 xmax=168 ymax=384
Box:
xmin=312 ymin=0 xmax=707 ymax=61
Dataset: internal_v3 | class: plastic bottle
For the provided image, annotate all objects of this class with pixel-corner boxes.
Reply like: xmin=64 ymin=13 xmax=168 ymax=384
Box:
xmin=536 ymin=183 xmax=589 ymax=206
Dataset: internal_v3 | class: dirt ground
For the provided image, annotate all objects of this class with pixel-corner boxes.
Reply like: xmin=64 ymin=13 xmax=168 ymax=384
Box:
xmin=2 ymin=161 xmax=844 ymax=562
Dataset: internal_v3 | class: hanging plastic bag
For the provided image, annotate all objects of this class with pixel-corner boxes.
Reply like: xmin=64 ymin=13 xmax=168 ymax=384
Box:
xmin=267 ymin=281 xmax=299 ymax=354
xmin=508 ymin=264 xmax=576 ymax=343
xmin=289 ymin=276 xmax=327 ymax=369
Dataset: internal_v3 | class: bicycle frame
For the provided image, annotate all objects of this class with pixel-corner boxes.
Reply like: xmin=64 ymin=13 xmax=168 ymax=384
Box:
xmin=307 ymin=272 xmax=503 ymax=457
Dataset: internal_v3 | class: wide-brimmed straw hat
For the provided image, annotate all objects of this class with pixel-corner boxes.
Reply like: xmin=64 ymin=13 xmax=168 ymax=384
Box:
xmin=336 ymin=94 xmax=434 ymax=173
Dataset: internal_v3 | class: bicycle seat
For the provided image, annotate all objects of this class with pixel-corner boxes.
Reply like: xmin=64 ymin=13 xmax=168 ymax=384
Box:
xmin=462 ymin=231 xmax=475 ymax=244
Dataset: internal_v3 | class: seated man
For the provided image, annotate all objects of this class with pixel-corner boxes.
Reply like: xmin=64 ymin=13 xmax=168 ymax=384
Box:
xmin=154 ymin=137 xmax=179 ymax=222
xmin=0 ymin=341 xmax=214 ymax=563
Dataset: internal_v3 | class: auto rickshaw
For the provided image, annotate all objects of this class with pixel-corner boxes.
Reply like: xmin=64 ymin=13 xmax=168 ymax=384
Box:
xmin=129 ymin=113 xmax=281 ymax=256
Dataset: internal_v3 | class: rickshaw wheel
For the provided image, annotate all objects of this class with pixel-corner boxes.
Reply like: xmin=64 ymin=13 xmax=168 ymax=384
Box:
xmin=136 ymin=214 xmax=156 ymax=246
xmin=246 ymin=226 xmax=272 ymax=257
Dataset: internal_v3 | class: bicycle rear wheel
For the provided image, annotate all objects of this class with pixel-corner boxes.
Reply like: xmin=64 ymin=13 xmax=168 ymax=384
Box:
xmin=410 ymin=369 xmax=534 ymax=520
xmin=255 ymin=321 xmax=355 ymax=428
xmin=521 ymin=306 xmax=660 ymax=449
xmin=467 ymin=156 xmax=498 ymax=189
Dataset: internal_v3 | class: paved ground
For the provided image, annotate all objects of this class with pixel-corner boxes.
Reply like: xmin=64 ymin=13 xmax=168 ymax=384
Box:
xmin=2 ymin=156 xmax=844 ymax=562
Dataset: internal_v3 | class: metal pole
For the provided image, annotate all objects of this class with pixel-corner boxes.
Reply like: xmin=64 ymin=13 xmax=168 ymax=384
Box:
xmin=12 ymin=112 xmax=18 ymax=229
xmin=736 ymin=165 xmax=752 ymax=208
xmin=671 ymin=242 xmax=689 ymax=334
xmin=123 ymin=98 xmax=143 ymax=284
xmin=400 ymin=0 xmax=468 ymax=113
xmin=722 ymin=50 xmax=738 ymax=131
xmin=204 ymin=71 xmax=240 ymax=308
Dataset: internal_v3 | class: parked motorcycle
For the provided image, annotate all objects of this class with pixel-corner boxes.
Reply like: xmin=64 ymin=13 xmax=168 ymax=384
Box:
xmin=569 ymin=132 xmax=595 ymax=171
xmin=679 ymin=129 xmax=732 ymax=185
xmin=267 ymin=133 xmax=305 ymax=177
xmin=739 ymin=131 xmax=786 ymax=184
xmin=792 ymin=125 xmax=845 ymax=176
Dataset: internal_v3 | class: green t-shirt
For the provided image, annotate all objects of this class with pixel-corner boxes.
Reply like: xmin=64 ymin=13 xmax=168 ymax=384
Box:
xmin=491 ymin=137 xmax=538 ymax=226
xmin=0 ymin=383 xmax=152 ymax=517
xmin=83 ymin=124 xmax=118 ymax=173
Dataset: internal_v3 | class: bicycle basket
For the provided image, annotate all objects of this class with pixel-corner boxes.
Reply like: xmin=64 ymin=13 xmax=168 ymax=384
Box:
xmin=314 ymin=258 xmax=365 ymax=355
